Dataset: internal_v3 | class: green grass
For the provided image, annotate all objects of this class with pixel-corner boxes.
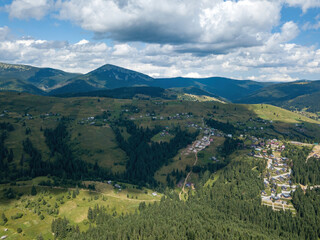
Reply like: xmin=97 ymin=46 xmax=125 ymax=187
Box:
xmin=2 ymin=91 xmax=320 ymax=184
xmin=71 ymin=125 xmax=128 ymax=173
xmin=0 ymin=178 xmax=161 ymax=240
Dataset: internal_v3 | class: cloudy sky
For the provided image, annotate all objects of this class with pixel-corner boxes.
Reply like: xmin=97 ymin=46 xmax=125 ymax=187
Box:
xmin=0 ymin=0 xmax=320 ymax=81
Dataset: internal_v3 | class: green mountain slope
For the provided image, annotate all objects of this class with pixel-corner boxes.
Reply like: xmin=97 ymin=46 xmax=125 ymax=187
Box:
xmin=0 ymin=77 xmax=45 ymax=95
xmin=53 ymin=86 xmax=178 ymax=100
xmin=0 ymin=62 xmax=80 ymax=92
xmin=53 ymin=64 xmax=154 ymax=95
xmin=237 ymin=80 xmax=320 ymax=112
xmin=152 ymin=77 xmax=273 ymax=101
xmin=44 ymin=63 xmax=273 ymax=100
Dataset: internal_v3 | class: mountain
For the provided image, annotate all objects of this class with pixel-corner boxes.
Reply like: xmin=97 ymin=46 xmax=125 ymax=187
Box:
xmin=170 ymin=86 xmax=223 ymax=99
xmin=151 ymin=77 xmax=273 ymax=101
xmin=0 ymin=62 xmax=80 ymax=92
xmin=0 ymin=77 xmax=46 ymax=95
xmin=0 ymin=62 xmax=275 ymax=101
xmin=54 ymin=86 xmax=177 ymax=100
xmin=237 ymin=80 xmax=320 ymax=112
xmin=53 ymin=64 xmax=154 ymax=94
xmin=50 ymin=64 xmax=273 ymax=100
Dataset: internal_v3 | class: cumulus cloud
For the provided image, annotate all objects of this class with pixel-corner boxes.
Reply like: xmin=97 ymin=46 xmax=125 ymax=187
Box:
xmin=1 ymin=1 xmax=320 ymax=81
xmin=269 ymin=21 xmax=300 ymax=44
xmin=5 ymin=0 xmax=55 ymax=20
xmin=284 ymin=0 xmax=320 ymax=13
xmin=0 ymin=27 xmax=319 ymax=82
xmin=56 ymin=0 xmax=282 ymax=55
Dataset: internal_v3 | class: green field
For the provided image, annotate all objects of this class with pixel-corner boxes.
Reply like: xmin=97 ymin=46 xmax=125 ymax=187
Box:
xmin=0 ymin=177 xmax=161 ymax=240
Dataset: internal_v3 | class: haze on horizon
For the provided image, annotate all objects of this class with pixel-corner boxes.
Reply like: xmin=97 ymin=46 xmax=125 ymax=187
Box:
xmin=0 ymin=0 xmax=320 ymax=82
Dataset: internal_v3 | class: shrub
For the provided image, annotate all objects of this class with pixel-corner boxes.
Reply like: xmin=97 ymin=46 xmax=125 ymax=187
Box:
xmin=31 ymin=186 xmax=37 ymax=196
xmin=11 ymin=213 xmax=23 ymax=220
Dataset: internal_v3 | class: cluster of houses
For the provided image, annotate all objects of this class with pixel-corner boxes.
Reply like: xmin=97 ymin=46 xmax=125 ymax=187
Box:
xmin=159 ymin=129 xmax=171 ymax=138
xmin=78 ymin=116 xmax=107 ymax=126
xmin=40 ymin=112 xmax=61 ymax=119
xmin=131 ymin=112 xmax=193 ymax=121
xmin=107 ymin=180 xmax=122 ymax=191
xmin=257 ymin=143 xmax=296 ymax=210
xmin=188 ymin=136 xmax=212 ymax=153
xmin=251 ymin=138 xmax=286 ymax=157
xmin=266 ymin=139 xmax=286 ymax=151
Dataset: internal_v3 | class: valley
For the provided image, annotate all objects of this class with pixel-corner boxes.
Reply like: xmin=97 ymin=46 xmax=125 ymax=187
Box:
xmin=0 ymin=90 xmax=320 ymax=239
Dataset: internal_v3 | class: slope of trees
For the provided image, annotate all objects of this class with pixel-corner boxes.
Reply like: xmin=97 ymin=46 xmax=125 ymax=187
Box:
xmin=43 ymin=121 xmax=111 ymax=180
xmin=282 ymin=144 xmax=320 ymax=185
xmin=205 ymin=118 xmax=236 ymax=134
xmin=60 ymin=155 xmax=320 ymax=240
xmin=112 ymin=119 xmax=198 ymax=186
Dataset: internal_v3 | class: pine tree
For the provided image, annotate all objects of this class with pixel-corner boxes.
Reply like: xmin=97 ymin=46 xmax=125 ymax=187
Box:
xmin=88 ymin=207 xmax=93 ymax=222
xmin=31 ymin=185 xmax=37 ymax=196
xmin=7 ymin=149 xmax=13 ymax=163
xmin=1 ymin=212 xmax=8 ymax=224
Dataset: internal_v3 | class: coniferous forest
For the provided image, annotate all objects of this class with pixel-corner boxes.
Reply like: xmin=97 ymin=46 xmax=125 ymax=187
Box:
xmin=52 ymin=156 xmax=320 ymax=240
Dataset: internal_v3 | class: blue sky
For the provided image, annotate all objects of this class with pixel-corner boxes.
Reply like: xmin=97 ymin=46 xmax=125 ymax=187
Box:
xmin=0 ymin=0 xmax=320 ymax=81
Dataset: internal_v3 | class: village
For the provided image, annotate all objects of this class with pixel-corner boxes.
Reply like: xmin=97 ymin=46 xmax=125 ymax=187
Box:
xmin=251 ymin=138 xmax=297 ymax=212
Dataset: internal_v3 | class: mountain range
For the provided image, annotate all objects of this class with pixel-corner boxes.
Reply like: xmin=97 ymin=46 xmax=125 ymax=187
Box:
xmin=0 ymin=62 xmax=319 ymax=112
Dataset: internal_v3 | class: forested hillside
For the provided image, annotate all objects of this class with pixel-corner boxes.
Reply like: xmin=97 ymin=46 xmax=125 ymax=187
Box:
xmin=238 ymin=80 xmax=320 ymax=113
xmin=63 ymin=155 xmax=320 ymax=240
xmin=1 ymin=92 xmax=320 ymax=239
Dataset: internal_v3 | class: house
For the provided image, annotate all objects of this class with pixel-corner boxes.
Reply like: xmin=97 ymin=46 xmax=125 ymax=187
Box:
xmin=282 ymin=193 xmax=291 ymax=198
xmin=114 ymin=184 xmax=121 ymax=189
xmin=261 ymin=190 xmax=267 ymax=195
xmin=271 ymin=188 xmax=276 ymax=193
xmin=107 ymin=180 xmax=112 ymax=184
xmin=1 ymin=236 xmax=7 ymax=239
xmin=152 ymin=192 xmax=157 ymax=196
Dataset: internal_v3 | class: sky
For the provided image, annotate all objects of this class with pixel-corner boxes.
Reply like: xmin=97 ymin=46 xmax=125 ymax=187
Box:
xmin=0 ymin=0 xmax=320 ymax=81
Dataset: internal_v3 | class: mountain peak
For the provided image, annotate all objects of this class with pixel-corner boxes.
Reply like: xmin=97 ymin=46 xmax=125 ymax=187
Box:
xmin=89 ymin=64 xmax=151 ymax=78
xmin=0 ymin=62 xmax=33 ymax=71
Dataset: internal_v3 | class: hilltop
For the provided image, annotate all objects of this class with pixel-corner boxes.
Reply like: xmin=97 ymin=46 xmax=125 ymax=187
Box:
xmin=0 ymin=62 xmax=274 ymax=101
xmin=0 ymin=62 xmax=80 ymax=92
xmin=237 ymin=80 xmax=320 ymax=113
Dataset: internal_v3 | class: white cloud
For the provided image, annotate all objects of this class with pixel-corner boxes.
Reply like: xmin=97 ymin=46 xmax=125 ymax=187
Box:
xmin=0 ymin=26 xmax=10 ymax=41
xmin=269 ymin=21 xmax=299 ymax=43
xmin=0 ymin=0 xmax=319 ymax=83
xmin=183 ymin=72 xmax=204 ymax=78
xmin=284 ymin=0 xmax=320 ymax=13
xmin=56 ymin=0 xmax=282 ymax=54
xmin=1 ymin=31 xmax=319 ymax=82
xmin=5 ymin=0 xmax=55 ymax=20
xmin=112 ymin=44 xmax=137 ymax=56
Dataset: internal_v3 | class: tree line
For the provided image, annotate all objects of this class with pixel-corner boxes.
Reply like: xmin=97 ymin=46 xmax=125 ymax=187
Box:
xmin=112 ymin=119 xmax=198 ymax=186
xmin=52 ymin=155 xmax=320 ymax=240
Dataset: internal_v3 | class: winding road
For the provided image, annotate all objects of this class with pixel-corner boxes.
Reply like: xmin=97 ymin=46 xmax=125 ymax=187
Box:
xmin=179 ymin=142 xmax=199 ymax=200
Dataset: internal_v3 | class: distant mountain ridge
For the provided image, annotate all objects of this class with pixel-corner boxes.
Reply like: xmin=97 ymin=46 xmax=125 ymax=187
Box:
xmin=237 ymin=80 xmax=320 ymax=112
xmin=0 ymin=62 xmax=80 ymax=92
xmin=2 ymin=62 xmax=320 ymax=112
xmin=152 ymin=77 xmax=273 ymax=101
xmin=47 ymin=64 xmax=273 ymax=101
xmin=0 ymin=62 xmax=274 ymax=101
